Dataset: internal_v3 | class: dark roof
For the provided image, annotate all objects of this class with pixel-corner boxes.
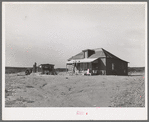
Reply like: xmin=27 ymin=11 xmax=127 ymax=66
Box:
xmin=67 ymin=48 xmax=128 ymax=63
xmin=82 ymin=49 xmax=93 ymax=52
xmin=40 ymin=64 xmax=54 ymax=66
xmin=68 ymin=52 xmax=84 ymax=61
xmin=89 ymin=50 xmax=106 ymax=58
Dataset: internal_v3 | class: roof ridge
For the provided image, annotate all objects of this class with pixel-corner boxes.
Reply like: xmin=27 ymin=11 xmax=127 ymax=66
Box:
xmin=93 ymin=47 xmax=102 ymax=50
xmin=67 ymin=48 xmax=128 ymax=63
xmin=102 ymin=48 xmax=120 ymax=58
xmin=102 ymin=48 xmax=129 ymax=62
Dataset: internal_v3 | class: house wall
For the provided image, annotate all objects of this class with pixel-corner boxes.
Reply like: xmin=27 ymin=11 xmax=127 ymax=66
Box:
xmin=95 ymin=58 xmax=106 ymax=75
xmin=91 ymin=58 xmax=106 ymax=70
xmin=106 ymin=58 xmax=128 ymax=75
xmin=98 ymin=58 xmax=106 ymax=70
xmin=66 ymin=58 xmax=128 ymax=75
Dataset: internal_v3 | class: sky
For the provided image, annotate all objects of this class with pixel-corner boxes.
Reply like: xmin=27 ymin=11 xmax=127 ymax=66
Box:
xmin=4 ymin=2 xmax=146 ymax=68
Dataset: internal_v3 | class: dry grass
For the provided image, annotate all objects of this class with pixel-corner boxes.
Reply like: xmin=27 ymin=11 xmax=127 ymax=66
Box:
xmin=110 ymin=78 xmax=145 ymax=107
xmin=5 ymin=71 xmax=145 ymax=107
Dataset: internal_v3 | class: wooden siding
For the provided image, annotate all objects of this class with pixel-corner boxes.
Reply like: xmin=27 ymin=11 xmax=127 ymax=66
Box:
xmin=97 ymin=58 xmax=106 ymax=75
xmin=106 ymin=58 xmax=128 ymax=75
xmin=98 ymin=58 xmax=106 ymax=70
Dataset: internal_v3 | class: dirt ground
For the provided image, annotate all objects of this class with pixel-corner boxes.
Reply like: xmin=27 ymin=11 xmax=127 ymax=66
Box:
xmin=5 ymin=72 xmax=145 ymax=107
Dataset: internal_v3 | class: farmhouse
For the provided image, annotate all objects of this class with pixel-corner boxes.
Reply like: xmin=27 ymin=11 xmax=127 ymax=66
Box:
xmin=66 ymin=48 xmax=128 ymax=75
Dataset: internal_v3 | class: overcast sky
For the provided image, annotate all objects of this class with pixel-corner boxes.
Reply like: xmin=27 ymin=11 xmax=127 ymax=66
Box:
xmin=4 ymin=2 xmax=146 ymax=68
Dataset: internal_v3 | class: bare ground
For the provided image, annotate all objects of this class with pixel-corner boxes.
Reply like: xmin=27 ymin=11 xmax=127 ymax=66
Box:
xmin=5 ymin=72 xmax=145 ymax=107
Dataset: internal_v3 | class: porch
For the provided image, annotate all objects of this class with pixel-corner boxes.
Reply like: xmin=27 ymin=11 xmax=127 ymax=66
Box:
xmin=66 ymin=58 xmax=101 ymax=75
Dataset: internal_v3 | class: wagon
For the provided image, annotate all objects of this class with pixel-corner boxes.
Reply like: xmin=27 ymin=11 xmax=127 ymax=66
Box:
xmin=38 ymin=64 xmax=57 ymax=75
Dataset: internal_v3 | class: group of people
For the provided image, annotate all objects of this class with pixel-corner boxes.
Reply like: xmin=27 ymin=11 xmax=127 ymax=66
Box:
xmin=72 ymin=62 xmax=91 ymax=75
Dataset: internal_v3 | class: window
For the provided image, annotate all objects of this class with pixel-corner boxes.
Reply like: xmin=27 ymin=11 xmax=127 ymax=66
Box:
xmin=112 ymin=63 xmax=114 ymax=70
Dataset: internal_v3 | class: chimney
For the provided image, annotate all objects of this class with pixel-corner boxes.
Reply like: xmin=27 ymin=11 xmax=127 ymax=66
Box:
xmin=82 ymin=49 xmax=95 ymax=58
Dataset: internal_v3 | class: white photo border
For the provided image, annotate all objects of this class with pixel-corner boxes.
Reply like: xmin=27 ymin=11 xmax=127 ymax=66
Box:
xmin=2 ymin=2 xmax=148 ymax=120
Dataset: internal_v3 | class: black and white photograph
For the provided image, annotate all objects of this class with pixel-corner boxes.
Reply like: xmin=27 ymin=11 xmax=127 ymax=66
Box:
xmin=2 ymin=2 xmax=147 ymax=120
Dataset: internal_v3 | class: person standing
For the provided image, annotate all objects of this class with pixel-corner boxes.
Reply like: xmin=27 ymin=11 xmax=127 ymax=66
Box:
xmin=33 ymin=62 xmax=37 ymax=73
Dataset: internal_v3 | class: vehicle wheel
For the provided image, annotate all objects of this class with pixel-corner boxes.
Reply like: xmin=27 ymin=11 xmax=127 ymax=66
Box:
xmin=25 ymin=70 xmax=29 ymax=75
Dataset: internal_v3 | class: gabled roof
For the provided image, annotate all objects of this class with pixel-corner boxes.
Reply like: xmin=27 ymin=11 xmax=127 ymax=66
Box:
xmin=68 ymin=52 xmax=84 ymax=61
xmin=88 ymin=49 xmax=106 ymax=58
xmin=67 ymin=48 xmax=128 ymax=63
xmin=101 ymin=48 xmax=128 ymax=63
